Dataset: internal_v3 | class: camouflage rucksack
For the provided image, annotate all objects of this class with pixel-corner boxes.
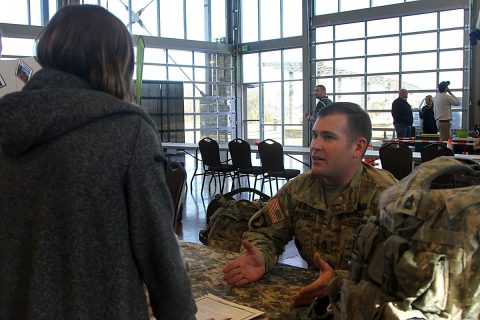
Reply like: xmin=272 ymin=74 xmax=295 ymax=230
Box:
xmin=199 ymin=187 xmax=269 ymax=252
xmin=338 ymin=156 xmax=480 ymax=320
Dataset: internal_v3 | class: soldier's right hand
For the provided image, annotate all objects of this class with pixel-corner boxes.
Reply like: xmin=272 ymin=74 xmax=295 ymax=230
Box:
xmin=223 ymin=240 xmax=266 ymax=286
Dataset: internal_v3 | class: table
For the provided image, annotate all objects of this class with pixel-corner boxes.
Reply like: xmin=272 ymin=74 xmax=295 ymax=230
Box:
xmin=181 ymin=241 xmax=318 ymax=320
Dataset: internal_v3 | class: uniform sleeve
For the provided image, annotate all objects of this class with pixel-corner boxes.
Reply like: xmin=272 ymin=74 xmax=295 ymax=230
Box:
xmin=125 ymin=119 xmax=196 ymax=320
xmin=242 ymin=185 xmax=295 ymax=273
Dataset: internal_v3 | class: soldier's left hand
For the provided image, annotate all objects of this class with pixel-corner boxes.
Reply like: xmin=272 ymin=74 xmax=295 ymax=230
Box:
xmin=291 ymin=252 xmax=336 ymax=307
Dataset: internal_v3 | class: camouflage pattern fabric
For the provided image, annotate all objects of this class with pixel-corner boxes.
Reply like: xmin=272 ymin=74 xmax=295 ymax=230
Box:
xmin=199 ymin=198 xmax=267 ymax=252
xmin=243 ymin=163 xmax=396 ymax=276
xmin=181 ymin=241 xmax=318 ymax=319
xmin=339 ymin=157 xmax=480 ymax=320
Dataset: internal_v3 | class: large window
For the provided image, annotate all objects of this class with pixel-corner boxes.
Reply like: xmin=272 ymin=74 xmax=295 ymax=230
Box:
xmin=312 ymin=8 xmax=467 ymax=139
xmin=242 ymin=48 xmax=303 ymax=146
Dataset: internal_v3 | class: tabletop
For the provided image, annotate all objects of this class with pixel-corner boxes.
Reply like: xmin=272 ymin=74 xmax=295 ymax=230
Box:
xmin=181 ymin=241 xmax=318 ymax=320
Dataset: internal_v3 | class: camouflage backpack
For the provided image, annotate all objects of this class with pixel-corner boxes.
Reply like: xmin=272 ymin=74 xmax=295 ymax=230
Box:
xmin=199 ymin=187 xmax=270 ymax=252
xmin=338 ymin=156 xmax=480 ymax=320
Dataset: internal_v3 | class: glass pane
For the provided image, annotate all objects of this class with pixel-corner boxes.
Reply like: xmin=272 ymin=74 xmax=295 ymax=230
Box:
xmin=367 ymin=94 xmax=399 ymax=111
xmin=105 ymin=1 xmax=128 ymax=27
xmin=314 ymin=0 xmax=337 ymax=15
xmin=261 ymin=51 xmax=281 ymax=82
xmin=246 ymin=85 xmax=260 ymax=120
xmin=438 ymin=71 xmax=463 ymax=89
xmin=184 ymin=84 xmax=194 ymax=98
xmin=2 ymin=38 xmax=36 ymax=56
xmin=336 ymin=76 xmax=365 ymax=93
xmin=402 ymin=72 xmax=437 ymax=90
xmin=402 ymin=13 xmax=437 ymax=33
xmin=283 ymin=48 xmax=303 ymax=81
xmin=402 ymin=52 xmax=437 ymax=72
xmin=335 ymin=40 xmax=365 ymax=58
xmin=243 ymin=53 xmax=260 ymax=83
xmin=316 ymin=26 xmax=333 ymax=43
xmin=241 ymin=0 xmax=258 ymax=42
xmin=440 ymin=9 xmax=464 ymax=29
xmin=263 ymin=82 xmax=282 ymax=125
xmin=131 ymin=0 xmax=158 ymax=37
xmin=367 ymin=18 xmax=399 ymax=37
xmin=284 ymin=125 xmax=303 ymax=146
xmin=367 ymin=37 xmax=399 ymax=55
xmin=283 ymin=0 xmax=302 ymax=37
xmin=246 ymin=121 xmax=260 ymax=140
xmin=185 ymin=115 xmax=194 ymax=130
xmin=194 ymin=67 xmax=206 ymax=82
xmin=260 ymin=0 xmax=280 ymax=40
xmin=335 ymin=94 xmax=364 ymax=107
xmin=30 ymin=0 xmax=42 ymax=26
xmin=211 ymin=0 xmax=226 ymax=41
xmin=316 ymin=43 xmax=334 ymax=59
xmin=316 ymin=60 xmax=334 ymax=77
xmin=340 ymin=0 xmax=369 ymax=12
xmin=402 ymin=32 xmax=437 ymax=52
xmin=336 ymin=22 xmax=364 ymax=41
xmin=169 ymin=66 xmax=192 ymax=82
xmin=372 ymin=0 xmax=403 ymax=6
xmin=367 ymin=56 xmax=399 ymax=73
xmin=367 ymin=74 xmax=399 ymax=92
xmin=0 ymin=1 xmax=28 ymax=24
xmin=284 ymin=81 xmax=303 ymax=124
xmin=439 ymin=50 xmax=464 ymax=69
xmin=168 ymin=50 xmax=192 ymax=65
xmin=194 ymin=84 xmax=206 ymax=98
xmin=335 ymin=58 xmax=365 ymax=75
xmin=264 ymin=125 xmax=282 ymax=141
xmin=194 ymin=52 xmax=206 ymax=66
xmin=186 ymin=0 xmax=205 ymax=41
xmin=144 ymin=48 xmax=167 ymax=64
xmin=143 ymin=65 xmax=167 ymax=80
xmin=369 ymin=111 xmax=394 ymax=129
xmin=439 ymin=30 xmax=464 ymax=49
xmin=160 ymin=0 xmax=184 ymax=39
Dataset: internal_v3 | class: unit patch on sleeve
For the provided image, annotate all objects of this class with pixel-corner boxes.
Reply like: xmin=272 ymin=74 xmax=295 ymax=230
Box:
xmin=267 ymin=198 xmax=285 ymax=223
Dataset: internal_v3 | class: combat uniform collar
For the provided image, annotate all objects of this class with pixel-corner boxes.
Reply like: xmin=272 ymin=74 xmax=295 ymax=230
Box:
xmin=294 ymin=165 xmax=364 ymax=214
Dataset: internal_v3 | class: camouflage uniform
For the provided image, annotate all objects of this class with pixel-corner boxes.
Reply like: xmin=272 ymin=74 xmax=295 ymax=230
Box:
xmin=243 ymin=163 xmax=396 ymax=277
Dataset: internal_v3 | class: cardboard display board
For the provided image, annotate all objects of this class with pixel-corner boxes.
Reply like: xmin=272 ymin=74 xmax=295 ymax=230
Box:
xmin=0 ymin=57 xmax=41 ymax=98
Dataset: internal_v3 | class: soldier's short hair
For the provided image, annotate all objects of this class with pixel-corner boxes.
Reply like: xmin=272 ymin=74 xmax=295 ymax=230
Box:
xmin=317 ymin=102 xmax=372 ymax=146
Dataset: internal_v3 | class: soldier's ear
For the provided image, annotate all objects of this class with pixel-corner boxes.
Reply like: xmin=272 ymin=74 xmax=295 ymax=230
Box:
xmin=352 ymin=137 xmax=367 ymax=159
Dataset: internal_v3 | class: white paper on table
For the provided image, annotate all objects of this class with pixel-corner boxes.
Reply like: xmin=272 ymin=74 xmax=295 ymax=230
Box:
xmin=195 ymin=294 xmax=264 ymax=320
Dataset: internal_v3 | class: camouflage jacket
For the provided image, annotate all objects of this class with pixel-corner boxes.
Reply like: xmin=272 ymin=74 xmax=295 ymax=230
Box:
xmin=243 ymin=163 xmax=396 ymax=276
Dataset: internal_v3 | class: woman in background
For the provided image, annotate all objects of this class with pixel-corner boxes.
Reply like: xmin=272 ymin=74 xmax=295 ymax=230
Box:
xmin=0 ymin=5 xmax=196 ymax=320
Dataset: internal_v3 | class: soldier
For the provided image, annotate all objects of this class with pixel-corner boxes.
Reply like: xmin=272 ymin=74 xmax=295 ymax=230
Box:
xmin=223 ymin=102 xmax=396 ymax=318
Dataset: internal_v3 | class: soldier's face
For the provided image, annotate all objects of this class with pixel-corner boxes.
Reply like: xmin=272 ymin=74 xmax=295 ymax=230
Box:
xmin=310 ymin=114 xmax=365 ymax=185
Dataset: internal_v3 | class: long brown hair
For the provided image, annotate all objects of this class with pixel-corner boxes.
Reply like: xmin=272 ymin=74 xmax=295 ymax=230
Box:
xmin=36 ymin=5 xmax=134 ymax=101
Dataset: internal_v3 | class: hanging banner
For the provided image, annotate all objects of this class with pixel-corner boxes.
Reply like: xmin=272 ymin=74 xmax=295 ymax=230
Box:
xmin=135 ymin=36 xmax=145 ymax=106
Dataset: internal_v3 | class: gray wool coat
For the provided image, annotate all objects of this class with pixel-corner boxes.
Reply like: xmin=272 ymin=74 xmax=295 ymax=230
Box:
xmin=0 ymin=68 xmax=196 ymax=320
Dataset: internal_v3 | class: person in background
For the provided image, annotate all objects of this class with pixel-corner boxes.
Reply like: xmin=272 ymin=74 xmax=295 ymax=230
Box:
xmin=223 ymin=102 xmax=396 ymax=319
xmin=434 ymin=81 xmax=460 ymax=141
xmin=0 ymin=5 xmax=196 ymax=320
xmin=391 ymin=88 xmax=413 ymax=138
xmin=418 ymin=95 xmax=438 ymax=134
xmin=305 ymin=84 xmax=333 ymax=122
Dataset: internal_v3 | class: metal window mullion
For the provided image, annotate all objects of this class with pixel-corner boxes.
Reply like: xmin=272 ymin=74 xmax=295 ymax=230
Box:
xmin=183 ymin=0 xmax=187 ymax=40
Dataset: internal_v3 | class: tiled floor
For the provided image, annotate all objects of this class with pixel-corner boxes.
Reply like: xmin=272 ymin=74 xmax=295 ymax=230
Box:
xmin=173 ymin=151 xmax=309 ymax=269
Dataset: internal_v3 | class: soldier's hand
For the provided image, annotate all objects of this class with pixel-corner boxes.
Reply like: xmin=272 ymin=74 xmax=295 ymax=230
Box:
xmin=291 ymin=253 xmax=336 ymax=307
xmin=223 ymin=240 xmax=266 ymax=286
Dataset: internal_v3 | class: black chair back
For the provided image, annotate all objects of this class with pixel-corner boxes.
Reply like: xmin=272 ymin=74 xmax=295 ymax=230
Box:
xmin=379 ymin=142 xmax=413 ymax=180
xmin=258 ymin=139 xmax=284 ymax=173
xmin=165 ymin=161 xmax=187 ymax=228
xmin=421 ymin=143 xmax=454 ymax=162
xmin=228 ymin=138 xmax=253 ymax=170
xmin=199 ymin=137 xmax=221 ymax=168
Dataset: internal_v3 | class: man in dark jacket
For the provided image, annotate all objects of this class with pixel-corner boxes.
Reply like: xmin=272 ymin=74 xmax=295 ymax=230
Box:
xmin=305 ymin=85 xmax=333 ymax=122
xmin=391 ymin=88 xmax=413 ymax=138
